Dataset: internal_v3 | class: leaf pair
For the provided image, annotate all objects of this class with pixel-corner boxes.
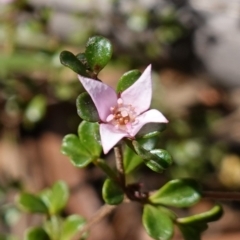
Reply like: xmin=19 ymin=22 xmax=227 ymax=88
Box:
xmin=60 ymin=36 xmax=113 ymax=76
xmin=131 ymin=140 xmax=172 ymax=173
xmin=25 ymin=215 xmax=86 ymax=240
xmin=17 ymin=181 xmax=68 ymax=215
xmin=61 ymin=121 xmax=102 ymax=167
xmin=142 ymin=179 xmax=223 ymax=240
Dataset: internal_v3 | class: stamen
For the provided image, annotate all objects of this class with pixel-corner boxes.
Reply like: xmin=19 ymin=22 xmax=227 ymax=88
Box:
xmin=117 ymin=98 xmax=123 ymax=105
xmin=106 ymin=114 xmax=114 ymax=122
xmin=106 ymin=98 xmax=137 ymax=133
xmin=121 ymin=110 xmax=128 ymax=117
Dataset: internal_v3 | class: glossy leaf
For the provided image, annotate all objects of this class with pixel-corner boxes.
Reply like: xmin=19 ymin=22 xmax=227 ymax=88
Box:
xmin=61 ymin=215 xmax=86 ymax=240
xmin=178 ymin=223 xmax=208 ymax=240
xmin=102 ymin=179 xmax=124 ymax=205
xmin=116 ymin=69 xmax=141 ymax=93
xmin=78 ymin=121 xmax=102 ymax=157
xmin=149 ymin=149 xmax=172 ymax=169
xmin=40 ymin=181 xmax=69 ymax=215
xmin=177 ymin=204 xmax=223 ymax=225
xmin=75 ymin=53 xmax=88 ymax=67
xmin=61 ymin=134 xmax=92 ymax=168
xmin=24 ymin=227 xmax=50 ymax=240
xmin=85 ymin=36 xmax=113 ymax=74
xmin=60 ymin=51 xmax=89 ymax=76
xmin=132 ymin=141 xmax=172 ymax=173
xmin=142 ymin=205 xmax=174 ymax=240
xmin=137 ymin=135 xmax=160 ymax=151
xmin=17 ymin=193 xmax=48 ymax=214
xmin=136 ymin=122 xmax=167 ymax=138
xmin=76 ymin=92 xmax=100 ymax=122
xmin=150 ymin=179 xmax=202 ymax=208
xmin=145 ymin=149 xmax=172 ymax=173
xmin=24 ymin=95 xmax=47 ymax=123
xmin=123 ymin=144 xmax=143 ymax=174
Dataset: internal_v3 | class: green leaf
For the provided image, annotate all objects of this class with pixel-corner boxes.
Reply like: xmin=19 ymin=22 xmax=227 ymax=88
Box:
xmin=60 ymin=51 xmax=89 ymax=76
xmin=76 ymin=92 xmax=100 ymax=122
xmin=24 ymin=95 xmax=47 ymax=123
xmin=61 ymin=215 xmax=86 ymax=240
xmin=178 ymin=223 xmax=208 ymax=240
xmin=85 ymin=36 xmax=113 ymax=74
xmin=40 ymin=181 xmax=69 ymax=215
xmin=116 ymin=69 xmax=141 ymax=93
xmin=177 ymin=204 xmax=223 ymax=225
xmin=94 ymin=159 xmax=117 ymax=181
xmin=148 ymin=149 xmax=172 ymax=169
xmin=78 ymin=121 xmax=102 ymax=157
xmin=150 ymin=179 xmax=202 ymax=208
xmin=144 ymin=149 xmax=172 ymax=173
xmin=17 ymin=193 xmax=48 ymax=214
xmin=44 ymin=216 xmax=61 ymax=240
xmin=132 ymin=141 xmax=172 ymax=173
xmin=137 ymin=135 xmax=160 ymax=151
xmin=75 ymin=53 xmax=88 ymax=67
xmin=102 ymin=179 xmax=124 ymax=205
xmin=61 ymin=134 xmax=92 ymax=168
xmin=24 ymin=227 xmax=50 ymax=240
xmin=123 ymin=144 xmax=143 ymax=174
xmin=142 ymin=205 xmax=174 ymax=240
xmin=136 ymin=123 xmax=167 ymax=138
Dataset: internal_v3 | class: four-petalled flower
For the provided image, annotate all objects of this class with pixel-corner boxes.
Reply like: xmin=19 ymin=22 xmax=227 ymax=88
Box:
xmin=78 ymin=65 xmax=168 ymax=154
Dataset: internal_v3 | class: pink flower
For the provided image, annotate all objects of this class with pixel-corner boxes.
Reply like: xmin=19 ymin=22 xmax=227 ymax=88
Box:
xmin=78 ymin=65 xmax=168 ymax=154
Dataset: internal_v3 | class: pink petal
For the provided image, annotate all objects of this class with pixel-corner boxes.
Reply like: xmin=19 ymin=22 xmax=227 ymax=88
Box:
xmin=78 ymin=75 xmax=118 ymax=121
xmin=100 ymin=123 xmax=129 ymax=154
xmin=121 ymin=65 xmax=152 ymax=115
xmin=129 ymin=109 xmax=168 ymax=137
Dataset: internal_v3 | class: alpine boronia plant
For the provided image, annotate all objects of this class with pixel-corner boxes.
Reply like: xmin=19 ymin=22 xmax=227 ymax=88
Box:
xmin=78 ymin=64 xmax=168 ymax=154
xmin=17 ymin=36 xmax=223 ymax=240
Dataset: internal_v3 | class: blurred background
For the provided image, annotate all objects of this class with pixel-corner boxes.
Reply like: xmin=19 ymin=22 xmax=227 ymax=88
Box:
xmin=0 ymin=0 xmax=240 ymax=239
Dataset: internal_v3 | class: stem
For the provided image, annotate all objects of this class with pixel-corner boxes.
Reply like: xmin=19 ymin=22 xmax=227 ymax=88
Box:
xmin=203 ymin=191 xmax=240 ymax=201
xmin=114 ymin=145 xmax=125 ymax=187
xmin=73 ymin=204 xmax=117 ymax=240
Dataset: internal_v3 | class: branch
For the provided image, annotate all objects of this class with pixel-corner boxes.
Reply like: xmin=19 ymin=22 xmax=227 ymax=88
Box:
xmin=73 ymin=204 xmax=117 ymax=240
xmin=114 ymin=145 xmax=125 ymax=187
xmin=203 ymin=191 xmax=240 ymax=201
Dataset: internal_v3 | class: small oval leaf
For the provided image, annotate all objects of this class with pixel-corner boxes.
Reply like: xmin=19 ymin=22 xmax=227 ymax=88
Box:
xmin=150 ymin=179 xmax=202 ymax=208
xmin=76 ymin=92 xmax=100 ymax=122
xmin=85 ymin=36 xmax=113 ymax=74
xmin=78 ymin=121 xmax=102 ymax=157
xmin=116 ymin=69 xmax=141 ymax=93
xmin=178 ymin=223 xmax=208 ymax=240
xmin=24 ymin=95 xmax=47 ymax=123
xmin=177 ymin=204 xmax=223 ymax=225
xmin=124 ymin=144 xmax=143 ymax=174
xmin=142 ymin=205 xmax=174 ymax=240
xmin=61 ymin=215 xmax=86 ymax=240
xmin=136 ymin=123 xmax=167 ymax=138
xmin=102 ymin=179 xmax=124 ymax=205
xmin=40 ymin=181 xmax=69 ymax=215
xmin=149 ymin=149 xmax=172 ymax=169
xmin=61 ymin=134 xmax=92 ymax=168
xmin=60 ymin=51 xmax=89 ymax=76
xmin=17 ymin=193 xmax=48 ymax=214
xmin=24 ymin=227 xmax=50 ymax=240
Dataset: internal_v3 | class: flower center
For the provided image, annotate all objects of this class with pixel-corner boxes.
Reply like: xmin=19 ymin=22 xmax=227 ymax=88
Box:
xmin=106 ymin=98 xmax=138 ymax=132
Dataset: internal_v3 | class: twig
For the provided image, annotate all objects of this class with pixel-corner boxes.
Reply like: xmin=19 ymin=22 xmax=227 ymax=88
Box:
xmin=114 ymin=145 xmax=125 ymax=187
xmin=203 ymin=191 xmax=240 ymax=201
xmin=73 ymin=204 xmax=117 ymax=240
